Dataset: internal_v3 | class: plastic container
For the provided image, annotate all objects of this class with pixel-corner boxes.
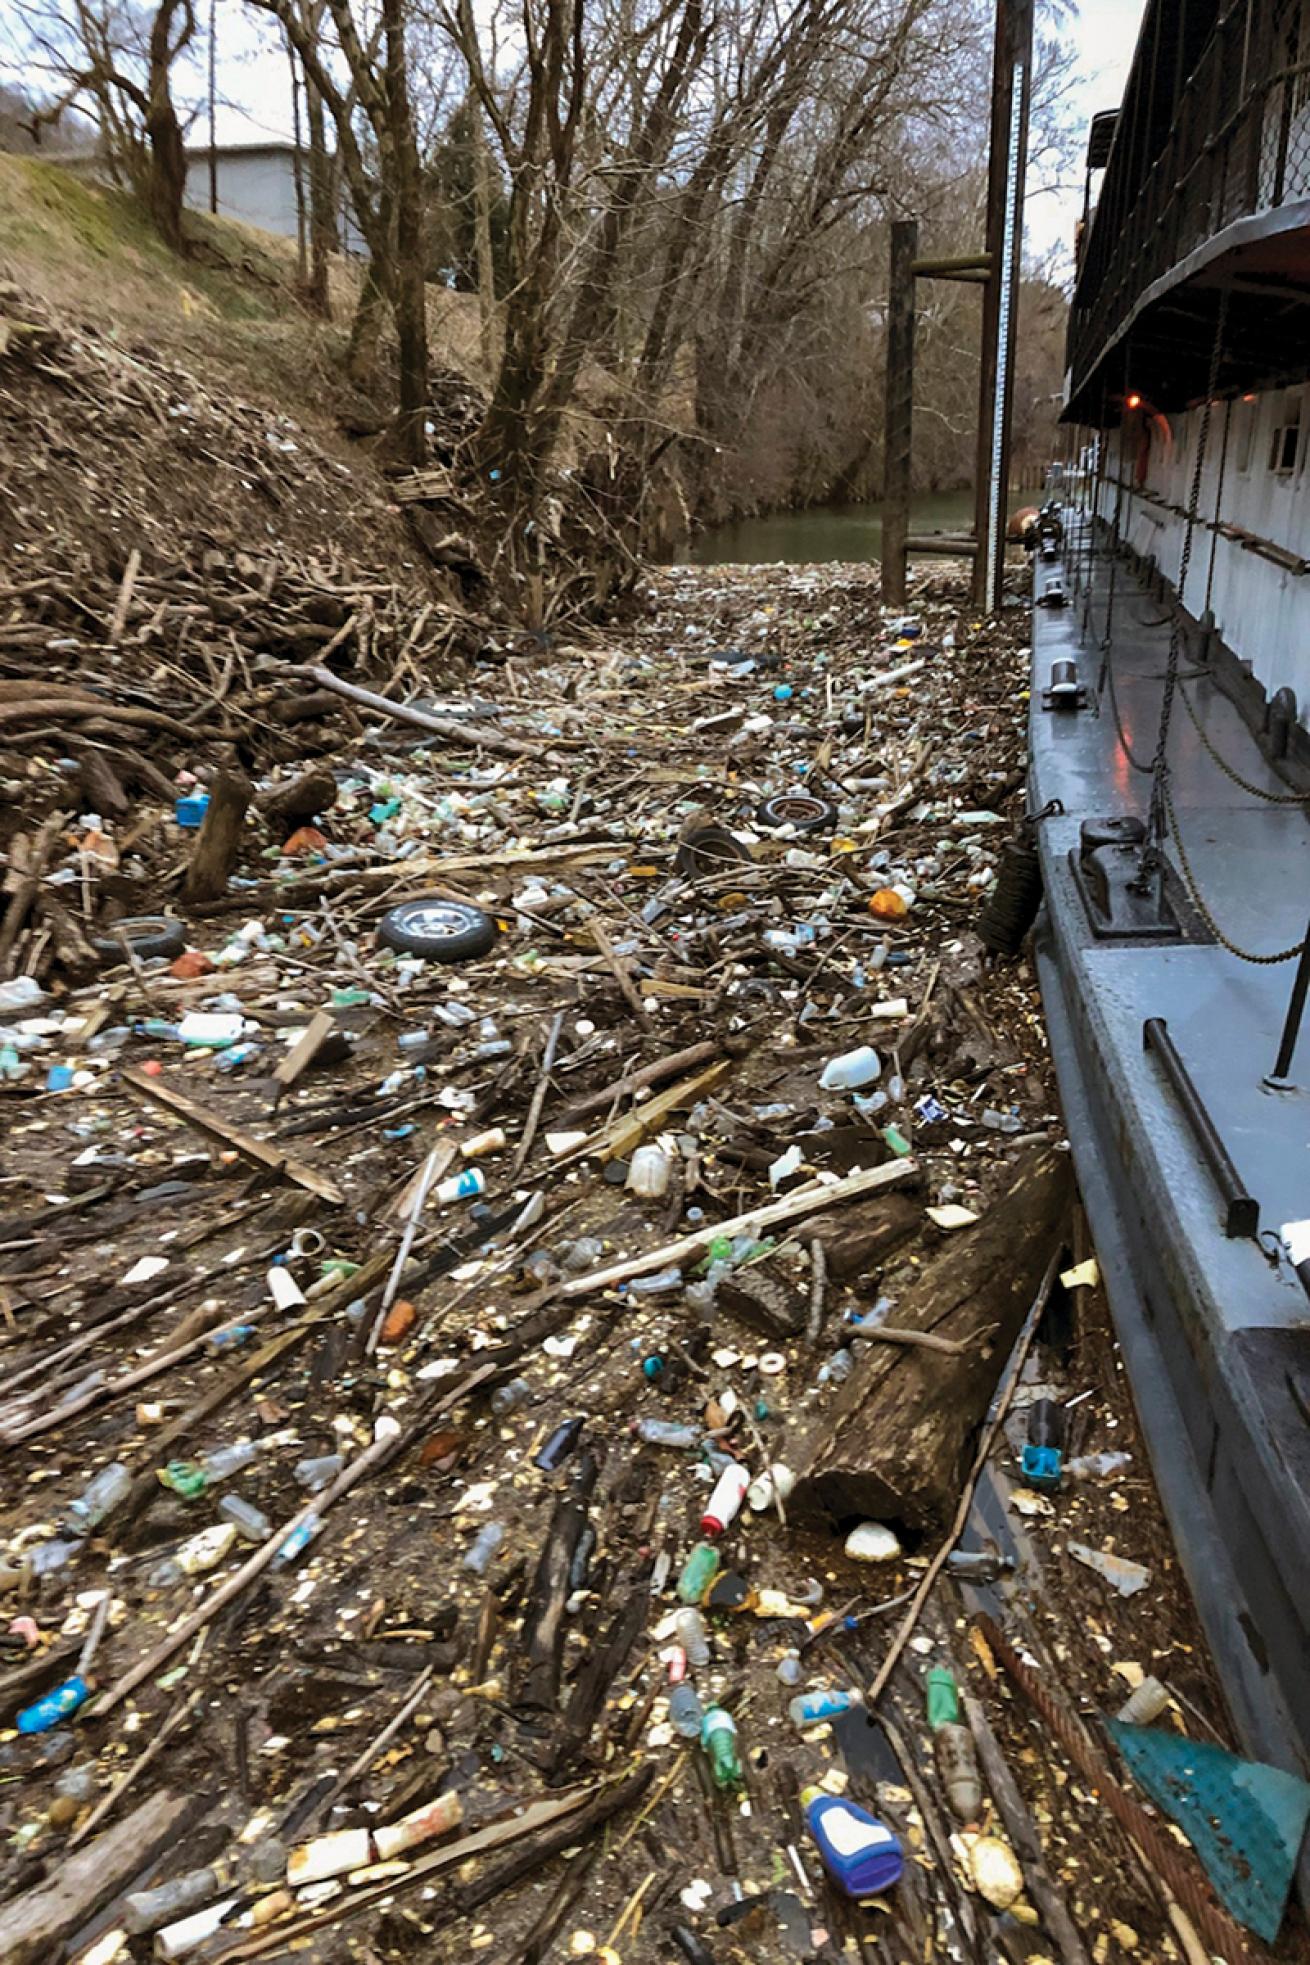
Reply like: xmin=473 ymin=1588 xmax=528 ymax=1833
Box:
xmin=1065 ymin=1450 xmax=1132 ymax=1482
xmin=674 ymin=1607 xmax=710 ymax=1667
xmin=461 ymin=1127 xmax=507 ymax=1159
xmin=677 ymin=1541 xmax=721 ymax=1604
xmin=626 ymin=1266 xmax=683 ymax=1295
xmin=789 ymin=1687 xmax=861 ymax=1726
xmin=123 ymin=1867 xmax=221 ymax=1935
xmin=803 ymin=1789 xmax=903 ymax=1897
xmin=945 ymin=1549 xmax=1016 ymax=1583
xmin=66 ymin=1462 xmax=132 ymax=1535
xmin=18 ymin=1676 xmax=91 ymax=1734
xmin=669 ymin=1681 xmax=705 ymax=1740
xmin=627 ymin=1146 xmax=672 ymax=1199
xmin=747 ymin=1463 xmax=796 ymax=1513
xmin=1021 ymin=1398 xmax=1064 ymax=1490
xmin=701 ymin=1462 xmax=750 ymax=1537
xmin=272 ymin=1512 xmax=321 ymax=1569
xmin=700 ymin=1707 xmax=743 ymax=1790
xmin=637 ymin=1418 xmax=699 ymax=1449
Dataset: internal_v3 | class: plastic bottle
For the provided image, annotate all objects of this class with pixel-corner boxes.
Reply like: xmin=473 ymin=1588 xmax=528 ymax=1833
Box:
xmin=123 ymin=1867 xmax=221 ymax=1935
xmin=803 ymin=1789 xmax=904 ymax=1897
xmin=934 ymin=1722 xmax=984 ymax=1821
xmin=789 ymin=1687 xmax=861 ymax=1726
xmin=674 ymin=1607 xmax=710 ymax=1667
xmin=700 ymin=1707 xmax=744 ymax=1790
xmin=219 ymin=1494 xmax=272 ymax=1544
xmin=1116 ymin=1675 xmax=1170 ymax=1725
xmin=534 ymin=1418 xmax=584 ymax=1471
xmin=148 ymin=1522 xmax=238 ymax=1588
xmin=294 ymin=1454 xmax=344 ymax=1493
xmin=1021 ymin=1399 xmax=1064 ymax=1490
xmin=465 ymin=1521 xmax=505 ymax=1576
xmin=1065 ymin=1450 xmax=1132 ymax=1482
xmin=158 ymin=1440 xmax=259 ymax=1498
xmin=819 ymin=1046 xmax=882 ymax=1091
xmin=627 ymin=1146 xmax=672 ymax=1199
xmin=636 ymin=1418 xmax=700 ymax=1449
xmin=66 ymin=1462 xmax=132 ymax=1535
xmin=435 ymin=1168 xmax=486 ymax=1206
xmin=777 ymin=1652 xmax=803 ymax=1686
xmin=272 ymin=1512 xmax=321 ymax=1569
xmin=626 ymin=1266 xmax=683 ymax=1295
xmin=677 ymin=1542 xmax=721 ymax=1604
xmin=462 ymin=1127 xmax=507 ymax=1159
xmin=945 ymin=1549 xmax=1017 ymax=1583
xmin=747 ymin=1463 xmax=796 ymax=1513
xmin=669 ymin=1681 xmax=706 ymax=1740
xmin=701 ymin=1462 xmax=750 ymax=1536
xmin=490 ymin=1378 xmax=531 ymax=1417
xmin=926 ymin=1666 xmax=960 ymax=1730
xmin=18 ymin=1676 xmax=91 ymax=1734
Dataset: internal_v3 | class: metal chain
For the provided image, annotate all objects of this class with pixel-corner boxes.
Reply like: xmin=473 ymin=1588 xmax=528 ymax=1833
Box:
xmin=1137 ymin=290 xmax=1230 ymax=883
xmin=1177 ymin=678 xmax=1310 ymax=802
xmin=1163 ymin=779 xmax=1307 ymax=962
xmin=1100 ymin=639 xmax=1157 ymax=773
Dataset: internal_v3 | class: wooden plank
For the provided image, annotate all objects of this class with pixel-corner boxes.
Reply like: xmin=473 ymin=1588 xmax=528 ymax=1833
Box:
xmin=272 ymin=1006 xmax=337 ymax=1099
xmin=1 ymin=1789 xmax=194 ymax=1965
xmin=121 ymin=1066 xmax=345 ymax=1205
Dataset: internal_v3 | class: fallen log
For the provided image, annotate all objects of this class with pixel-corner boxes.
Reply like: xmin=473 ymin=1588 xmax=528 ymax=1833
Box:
xmin=518 ymin=1452 xmax=599 ymax=1711
xmin=0 ymin=1788 xmax=197 ymax=1965
xmin=256 ymin=766 xmax=339 ymax=828
xmin=803 ymin=1190 xmax=923 ymax=1281
xmin=787 ymin=1145 xmax=1071 ymax=1530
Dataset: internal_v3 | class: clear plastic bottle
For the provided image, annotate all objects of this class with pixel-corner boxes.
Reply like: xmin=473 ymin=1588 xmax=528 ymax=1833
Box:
xmin=219 ymin=1494 xmax=272 ymax=1543
xmin=490 ymin=1378 xmax=531 ymax=1417
xmin=1116 ymin=1675 xmax=1170 ymax=1724
xmin=627 ymin=1146 xmax=672 ymax=1199
xmin=626 ymin=1267 xmax=683 ymax=1295
xmin=294 ymin=1454 xmax=344 ymax=1493
xmin=205 ymin=1440 xmax=260 ymax=1481
xmin=1065 ymin=1450 xmax=1132 ymax=1482
xmin=66 ymin=1462 xmax=132 ymax=1535
xmin=669 ymin=1681 xmax=705 ymax=1739
xmin=637 ymin=1418 xmax=699 ymax=1449
xmin=465 ymin=1521 xmax=505 ymax=1575
xmin=674 ymin=1607 xmax=710 ymax=1667
xmin=123 ymin=1868 xmax=222 ymax=1936
xmin=272 ymin=1512 xmax=321 ymax=1569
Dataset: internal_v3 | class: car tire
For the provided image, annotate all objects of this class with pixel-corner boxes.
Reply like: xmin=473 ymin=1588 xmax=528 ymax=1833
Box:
xmin=754 ymin=791 xmax=838 ymax=834
xmin=90 ymin=915 xmax=187 ymax=964
xmin=377 ymin=897 xmax=499 ymax=961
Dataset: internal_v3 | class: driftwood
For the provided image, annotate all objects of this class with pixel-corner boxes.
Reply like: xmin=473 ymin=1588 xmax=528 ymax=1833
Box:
xmin=298 ymin=663 xmax=536 ymax=757
xmin=803 ymin=1190 xmax=923 ymax=1281
xmin=121 ymin=1066 xmax=345 ymax=1204
xmin=718 ymin=1267 xmax=806 ymax=1340
xmin=256 ymin=766 xmax=339 ymax=827
xmin=788 ymin=1146 xmax=1071 ymax=1529
xmin=518 ymin=1452 xmax=599 ymax=1711
xmin=549 ymin=1585 xmax=649 ymax=1775
xmin=0 ymin=1788 xmax=197 ymax=1965
xmin=181 ymin=765 xmax=252 ymax=904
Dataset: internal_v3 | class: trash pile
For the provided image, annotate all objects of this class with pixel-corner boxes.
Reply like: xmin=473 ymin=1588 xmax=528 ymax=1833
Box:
xmin=0 ymin=553 xmax=1290 ymax=1965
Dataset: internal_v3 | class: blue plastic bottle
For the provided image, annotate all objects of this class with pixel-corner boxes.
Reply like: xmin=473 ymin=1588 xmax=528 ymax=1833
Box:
xmin=802 ymin=1788 xmax=903 ymax=1897
xmin=18 ymin=1675 xmax=91 ymax=1734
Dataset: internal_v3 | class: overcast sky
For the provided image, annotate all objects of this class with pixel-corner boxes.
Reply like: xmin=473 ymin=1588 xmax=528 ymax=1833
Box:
xmin=198 ymin=0 xmax=1149 ymax=272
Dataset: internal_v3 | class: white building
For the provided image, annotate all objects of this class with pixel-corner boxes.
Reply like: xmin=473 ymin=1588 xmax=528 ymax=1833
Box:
xmin=184 ymin=141 xmax=364 ymax=254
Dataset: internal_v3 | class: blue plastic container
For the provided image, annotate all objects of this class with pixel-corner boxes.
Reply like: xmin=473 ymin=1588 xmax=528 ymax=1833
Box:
xmin=803 ymin=1790 xmax=904 ymax=1897
xmin=18 ymin=1675 xmax=90 ymax=1734
xmin=175 ymin=792 xmax=210 ymax=829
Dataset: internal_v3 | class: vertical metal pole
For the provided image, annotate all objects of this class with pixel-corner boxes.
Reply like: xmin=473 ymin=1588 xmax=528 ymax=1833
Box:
xmin=972 ymin=0 xmax=1035 ymax=611
xmin=881 ymin=218 xmax=918 ymax=611
xmin=207 ymin=0 xmax=218 ymax=215
xmin=1267 ymin=926 xmax=1310 ymax=1087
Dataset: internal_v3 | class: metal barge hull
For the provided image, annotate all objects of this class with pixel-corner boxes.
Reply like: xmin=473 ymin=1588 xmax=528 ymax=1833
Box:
xmin=1028 ymin=537 xmax=1310 ymax=1786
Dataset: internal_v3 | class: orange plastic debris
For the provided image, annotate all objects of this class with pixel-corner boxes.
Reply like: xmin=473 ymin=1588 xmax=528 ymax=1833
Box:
xmin=169 ymin=949 xmax=214 ymax=980
xmin=380 ymin=1299 xmax=417 ymax=1345
xmin=282 ymin=826 xmax=329 ymax=857
xmin=869 ymin=887 xmax=908 ymax=920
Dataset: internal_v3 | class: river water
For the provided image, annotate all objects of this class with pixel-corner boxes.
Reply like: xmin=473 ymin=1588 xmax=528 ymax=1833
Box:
xmin=670 ymin=487 xmax=1028 ymax=566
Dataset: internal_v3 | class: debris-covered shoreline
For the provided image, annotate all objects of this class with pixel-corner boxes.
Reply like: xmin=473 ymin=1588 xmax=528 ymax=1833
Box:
xmin=0 ymin=534 xmax=1285 ymax=1965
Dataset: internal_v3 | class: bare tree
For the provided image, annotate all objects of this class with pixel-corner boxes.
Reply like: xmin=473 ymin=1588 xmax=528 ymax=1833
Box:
xmin=9 ymin=0 xmax=198 ymax=247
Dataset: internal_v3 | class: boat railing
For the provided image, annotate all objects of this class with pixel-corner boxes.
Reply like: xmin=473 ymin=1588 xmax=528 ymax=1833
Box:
xmin=1070 ymin=0 xmax=1310 ymax=401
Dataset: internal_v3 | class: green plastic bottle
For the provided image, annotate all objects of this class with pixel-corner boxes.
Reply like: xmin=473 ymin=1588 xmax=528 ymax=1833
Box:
xmin=701 ymin=1706 xmax=743 ymax=1790
xmin=677 ymin=1541 xmax=721 ymax=1604
xmin=926 ymin=1666 xmax=960 ymax=1730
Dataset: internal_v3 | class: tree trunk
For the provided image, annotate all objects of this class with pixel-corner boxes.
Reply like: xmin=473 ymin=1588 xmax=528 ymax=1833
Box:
xmin=471 ymin=99 xmax=498 ymax=376
xmin=145 ymin=0 xmax=194 ymax=253
xmin=786 ymin=1146 xmax=1071 ymax=1533
xmin=346 ymin=260 xmax=387 ymax=386
xmin=382 ymin=0 xmax=428 ymax=465
xmin=304 ymin=74 xmax=335 ymax=319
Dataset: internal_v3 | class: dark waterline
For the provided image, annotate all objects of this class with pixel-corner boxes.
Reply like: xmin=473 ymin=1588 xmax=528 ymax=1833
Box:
xmin=669 ymin=487 xmax=1030 ymax=567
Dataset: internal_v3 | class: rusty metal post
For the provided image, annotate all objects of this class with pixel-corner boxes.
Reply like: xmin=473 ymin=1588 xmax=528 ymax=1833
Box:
xmin=972 ymin=0 xmax=1035 ymax=611
xmin=881 ymin=218 xmax=918 ymax=610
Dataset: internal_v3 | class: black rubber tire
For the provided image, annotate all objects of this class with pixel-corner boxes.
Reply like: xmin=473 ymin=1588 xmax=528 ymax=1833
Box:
xmin=754 ymin=791 xmax=838 ymax=834
xmin=377 ymin=896 xmax=499 ymax=962
xmin=91 ymin=915 xmax=187 ymax=964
